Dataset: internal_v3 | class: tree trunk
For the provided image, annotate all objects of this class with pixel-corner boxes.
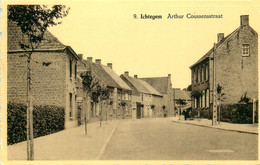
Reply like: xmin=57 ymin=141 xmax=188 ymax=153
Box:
xmin=27 ymin=54 xmax=34 ymax=160
xmin=106 ymin=104 xmax=108 ymax=124
xmin=85 ymin=96 xmax=88 ymax=135
xmin=100 ymin=101 xmax=103 ymax=127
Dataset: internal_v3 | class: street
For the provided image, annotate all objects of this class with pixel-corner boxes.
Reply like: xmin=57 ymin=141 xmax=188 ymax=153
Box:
xmin=101 ymin=118 xmax=258 ymax=160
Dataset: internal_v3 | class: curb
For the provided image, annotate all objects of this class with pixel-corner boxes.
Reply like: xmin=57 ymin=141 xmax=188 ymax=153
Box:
xmin=95 ymin=120 xmax=119 ymax=160
xmin=172 ymin=120 xmax=258 ymax=135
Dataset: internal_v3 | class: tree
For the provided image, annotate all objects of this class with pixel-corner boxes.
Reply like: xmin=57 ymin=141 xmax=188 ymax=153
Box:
xmin=8 ymin=5 xmax=69 ymax=161
xmin=176 ymin=99 xmax=187 ymax=119
xmin=80 ymin=70 xmax=110 ymax=127
xmin=98 ymin=86 xmax=110 ymax=127
xmin=186 ymin=84 xmax=192 ymax=91
xmin=80 ymin=70 xmax=100 ymax=134
xmin=216 ymin=84 xmax=226 ymax=123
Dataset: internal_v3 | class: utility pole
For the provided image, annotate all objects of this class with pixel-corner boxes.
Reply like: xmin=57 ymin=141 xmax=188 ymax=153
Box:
xmin=212 ymin=43 xmax=218 ymax=126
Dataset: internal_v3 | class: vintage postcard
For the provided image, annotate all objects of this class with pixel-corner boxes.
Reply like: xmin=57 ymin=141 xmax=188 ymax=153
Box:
xmin=0 ymin=0 xmax=259 ymax=164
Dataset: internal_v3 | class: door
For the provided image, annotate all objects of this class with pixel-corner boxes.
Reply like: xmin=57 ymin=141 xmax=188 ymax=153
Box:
xmin=136 ymin=103 xmax=141 ymax=119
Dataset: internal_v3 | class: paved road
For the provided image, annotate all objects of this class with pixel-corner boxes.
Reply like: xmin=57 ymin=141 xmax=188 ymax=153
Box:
xmin=101 ymin=118 xmax=258 ymax=160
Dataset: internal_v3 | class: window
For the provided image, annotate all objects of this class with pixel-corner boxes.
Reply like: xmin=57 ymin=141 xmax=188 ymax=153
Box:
xmin=196 ymin=69 xmax=198 ymax=83
xmin=193 ymin=70 xmax=196 ymax=84
xmin=201 ymin=67 xmax=204 ymax=82
xmin=122 ymin=94 xmax=125 ymax=101
xmin=69 ymin=59 xmax=72 ymax=79
xmin=75 ymin=64 xmax=77 ymax=80
xmin=204 ymin=65 xmax=207 ymax=81
xmin=69 ymin=93 xmax=73 ymax=119
xmin=118 ymin=93 xmax=121 ymax=100
xmin=205 ymin=65 xmax=209 ymax=81
xmin=242 ymin=44 xmax=250 ymax=57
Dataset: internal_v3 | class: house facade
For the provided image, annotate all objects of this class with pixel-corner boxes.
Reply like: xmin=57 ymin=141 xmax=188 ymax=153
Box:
xmin=77 ymin=57 xmax=132 ymax=120
xmin=190 ymin=15 xmax=258 ymax=116
xmin=173 ymin=88 xmax=191 ymax=114
xmin=7 ymin=21 xmax=80 ymax=129
xmin=120 ymin=73 xmax=163 ymax=119
xmin=140 ymin=74 xmax=174 ymax=116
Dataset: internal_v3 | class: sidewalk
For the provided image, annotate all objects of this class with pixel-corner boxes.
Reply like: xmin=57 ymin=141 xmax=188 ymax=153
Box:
xmin=170 ymin=116 xmax=258 ymax=135
xmin=8 ymin=119 xmax=119 ymax=160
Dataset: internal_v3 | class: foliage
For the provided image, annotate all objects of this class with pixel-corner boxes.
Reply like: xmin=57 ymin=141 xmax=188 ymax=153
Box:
xmin=199 ymin=108 xmax=211 ymax=119
xmin=238 ymin=92 xmax=250 ymax=104
xmin=191 ymin=90 xmax=202 ymax=99
xmin=80 ymin=71 xmax=110 ymax=103
xmin=216 ymin=84 xmax=226 ymax=102
xmin=7 ymin=102 xmax=64 ymax=145
xmin=176 ymin=99 xmax=187 ymax=106
xmin=220 ymin=102 xmax=257 ymax=123
xmin=186 ymin=85 xmax=192 ymax=91
xmin=8 ymin=5 xmax=70 ymax=51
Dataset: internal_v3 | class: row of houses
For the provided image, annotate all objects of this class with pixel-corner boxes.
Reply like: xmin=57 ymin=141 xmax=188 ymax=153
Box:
xmin=7 ymin=14 xmax=257 ymax=131
xmin=7 ymin=19 xmax=174 ymax=129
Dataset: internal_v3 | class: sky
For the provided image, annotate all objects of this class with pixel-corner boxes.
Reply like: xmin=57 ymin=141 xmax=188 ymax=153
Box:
xmin=46 ymin=0 xmax=260 ymax=89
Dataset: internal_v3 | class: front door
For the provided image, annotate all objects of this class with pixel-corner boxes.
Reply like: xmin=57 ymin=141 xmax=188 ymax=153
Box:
xmin=136 ymin=103 xmax=141 ymax=119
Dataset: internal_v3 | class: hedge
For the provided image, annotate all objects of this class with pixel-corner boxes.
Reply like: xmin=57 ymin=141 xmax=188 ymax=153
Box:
xmin=7 ymin=102 xmax=65 ymax=145
xmin=220 ymin=103 xmax=258 ymax=124
xmin=190 ymin=102 xmax=258 ymax=124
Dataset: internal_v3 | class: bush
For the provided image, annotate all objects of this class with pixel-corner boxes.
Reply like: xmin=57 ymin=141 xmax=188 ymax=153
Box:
xmin=220 ymin=103 xmax=257 ymax=124
xmin=7 ymin=102 xmax=65 ymax=145
xmin=200 ymin=108 xmax=211 ymax=119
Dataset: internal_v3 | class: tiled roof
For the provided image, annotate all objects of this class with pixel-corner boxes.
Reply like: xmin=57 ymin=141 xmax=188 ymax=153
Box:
xmin=83 ymin=60 xmax=131 ymax=91
xmin=121 ymin=74 xmax=162 ymax=96
xmin=8 ymin=20 xmax=66 ymax=52
xmin=173 ymin=90 xmax=191 ymax=100
xmin=140 ymin=77 xmax=169 ymax=94
xmin=101 ymin=65 xmax=132 ymax=91
xmin=83 ymin=60 xmax=120 ymax=89
xmin=189 ymin=27 xmax=241 ymax=69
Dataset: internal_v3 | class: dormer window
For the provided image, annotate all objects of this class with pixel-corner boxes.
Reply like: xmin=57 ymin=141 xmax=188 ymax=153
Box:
xmin=242 ymin=44 xmax=250 ymax=57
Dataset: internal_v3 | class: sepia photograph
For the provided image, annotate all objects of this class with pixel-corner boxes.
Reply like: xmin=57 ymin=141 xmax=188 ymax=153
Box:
xmin=0 ymin=0 xmax=259 ymax=164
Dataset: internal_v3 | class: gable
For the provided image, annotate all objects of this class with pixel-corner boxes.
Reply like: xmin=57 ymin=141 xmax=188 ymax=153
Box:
xmin=141 ymin=77 xmax=168 ymax=94
xmin=8 ymin=20 xmax=66 ymax=52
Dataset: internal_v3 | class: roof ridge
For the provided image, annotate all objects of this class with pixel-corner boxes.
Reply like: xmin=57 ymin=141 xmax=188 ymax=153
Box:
xmin=190 ymin=26 xmax=242 ymax=69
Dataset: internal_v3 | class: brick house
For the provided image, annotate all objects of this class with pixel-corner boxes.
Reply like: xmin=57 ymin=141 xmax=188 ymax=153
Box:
xmin=140 ymin=74 xmax=174 ymax=116
xmin=120 ymin=73 xmax=163 ymax=119
xmin=7 ymin=21 xmax=80 ymax=129
xmin=77 ymin=57 xmax=132 ymax=119
xmin=190 ymin=15 xmax=258 ymax=117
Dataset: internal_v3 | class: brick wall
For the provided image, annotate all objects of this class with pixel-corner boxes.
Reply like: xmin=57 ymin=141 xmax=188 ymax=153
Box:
xmin=7 ymin=51 xmax=66 ymax=107
xmin=215 ymin=26 xmax=258 ymax=104
xmin=65 ymin=53 xmax=79 ymax=128
xmin=8 ymin=50 xmax=79 ymax=129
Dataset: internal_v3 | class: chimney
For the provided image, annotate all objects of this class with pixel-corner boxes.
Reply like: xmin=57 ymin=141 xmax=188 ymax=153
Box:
xmin=78 ymin=54 xmax=83 ymax=60
xmin=124 ymin=71 xmax=129 ymax=76
xmin=168 ymin=74 xmax=171 ymax=79
xmin=217 ymin=33 xmax=224 ymax=42
xmin=134 ymin=75 xmax=138 ymax=78
xmin=87 ymin=57 xmax=92 ymax=62
xmin=107 ymin=63 xmax=112 ymax=69
xmin=240 ymin=15 xmax=249 ymax=26
xmin=95 ymin=59 xmax=101 ymax=64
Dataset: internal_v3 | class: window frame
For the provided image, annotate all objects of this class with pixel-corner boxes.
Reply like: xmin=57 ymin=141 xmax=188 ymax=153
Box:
xmin=242 ymin=44 xmax=250 ymax=57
